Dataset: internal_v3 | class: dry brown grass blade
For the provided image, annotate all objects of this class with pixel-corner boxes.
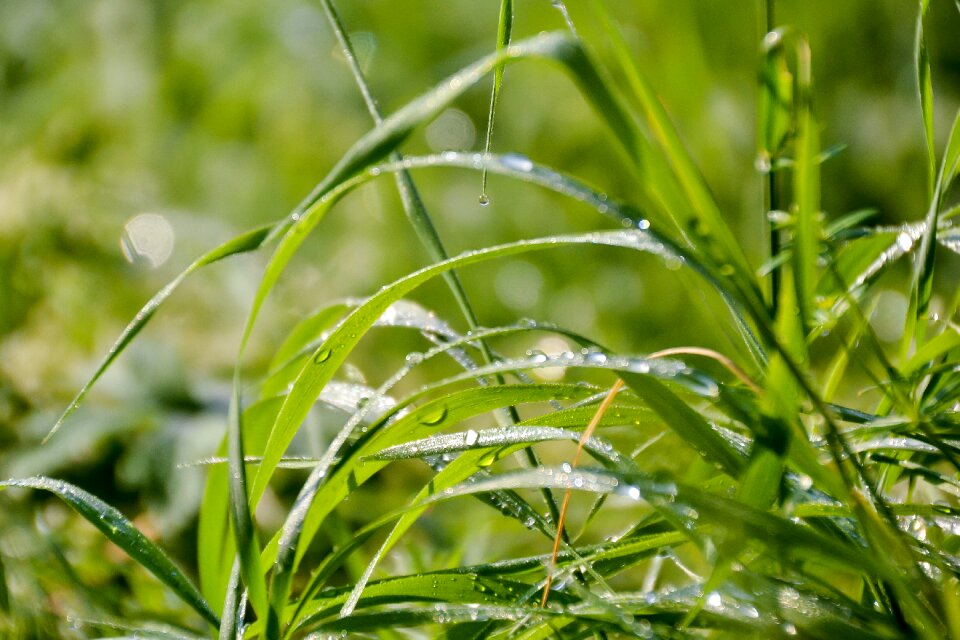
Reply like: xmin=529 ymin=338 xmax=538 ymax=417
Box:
xmin=541 ymin=378 xmax=624 ymax=607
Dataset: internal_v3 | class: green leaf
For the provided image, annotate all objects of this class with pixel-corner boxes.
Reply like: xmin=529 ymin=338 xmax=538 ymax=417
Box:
xmin=916 ymin=0 xmax=936 ymax=200
xmin=0 ymin=477 xmax=219 ymax=629
xmin=44 ymin=223 xmax=277 ymax=443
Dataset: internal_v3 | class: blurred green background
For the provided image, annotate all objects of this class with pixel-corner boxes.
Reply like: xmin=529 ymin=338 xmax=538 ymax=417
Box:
xmin=1 ymin=0 xmax=958 ymax=634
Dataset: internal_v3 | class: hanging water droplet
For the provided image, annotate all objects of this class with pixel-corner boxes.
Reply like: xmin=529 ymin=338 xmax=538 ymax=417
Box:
xmin=420 ymin=405 xmax=448 ymax=426
xmin=478 ymin=193 xmax=490 ymax=206
xmin=313 ymin=348 xmax=332 ymax=364
xmin=477 ymin=450 xmax=498 ymax=467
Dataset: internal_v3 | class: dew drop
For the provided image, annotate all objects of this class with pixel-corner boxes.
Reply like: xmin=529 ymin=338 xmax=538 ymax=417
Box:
xmin=501 ymin=152 xmax=534 ymax=172
xmin=585 ymin=351 xmax=607 ymax=365
xmin=313 ymin=348 xmax=333 ymax=364
xmin=896 ymin=231 xmax=914 ymax=252
xmin=405 ymin=351 xmax=424 ymax=365
xmin=464 ymin=429 xmax=479 ymax=446
xmin=478 ymin=194 xmax=490 ymax=206
xmin=420 ymin=405 xmax=448 ymax=426
xmin=637 ymin=219 xmax=651 ymax=230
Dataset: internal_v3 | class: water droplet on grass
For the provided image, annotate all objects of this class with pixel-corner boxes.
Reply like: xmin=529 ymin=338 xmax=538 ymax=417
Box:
xmin=420 ymin=406 xmax=448 ymax=426
xmin=501 ymin=152 xmax=534 ymax=172
xmin=313 ymin=348 xmax=332 ymax=364
xmin=478 ymin=194 xmax=490 ymax=206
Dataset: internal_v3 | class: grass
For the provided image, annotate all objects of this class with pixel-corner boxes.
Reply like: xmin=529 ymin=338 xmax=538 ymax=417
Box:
xmin=2 ymin=1 xmax=960 ymax=638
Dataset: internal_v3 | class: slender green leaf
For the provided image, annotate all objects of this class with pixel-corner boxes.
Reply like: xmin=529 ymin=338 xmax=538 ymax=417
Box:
xmin=0 ymin=477 xmax=219 ymax=629
xmin=44 ymin=223 xmax=277 ymax=443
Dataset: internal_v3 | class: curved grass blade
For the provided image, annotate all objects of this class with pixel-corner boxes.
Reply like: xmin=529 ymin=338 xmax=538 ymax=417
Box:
xmin=367 ymin=426 xmax=630 ymax=471
xmin=44 ymin=223 xmax=277 ymax=443
xmin=479 ymin=0 xmax=513 ymax=204
xmin=591 ymin=1 xmax=756 ymax=288
xmin=251 ymin=228 xmax=698 ymax=508
xmin=0 ymin=477 xmax=220 ymax=629
xmin=318 ymin=0 xmax=491 ymax=375
xmin=432 ymin=467 xmax=906 ymax=587
xmin=909 ymin=107 xmax=960 ymax=352
xmin=269 ymin=382 xmax=598 ymax=629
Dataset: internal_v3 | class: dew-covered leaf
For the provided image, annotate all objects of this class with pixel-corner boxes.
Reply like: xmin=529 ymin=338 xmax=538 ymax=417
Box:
xmin=0 ymin=477 xmax=219 ymax=628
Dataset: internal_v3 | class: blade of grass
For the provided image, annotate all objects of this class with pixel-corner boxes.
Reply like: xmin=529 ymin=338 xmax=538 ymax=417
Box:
xmin=479 ymin=0 xmax=513 ymax=204
xmin=916 ymin=0 xmax=935 ymax=201
xmin=0 ymin=477 xmax=220 ymax=629
xmin=44 ymin=223 xmax=277 ymax=443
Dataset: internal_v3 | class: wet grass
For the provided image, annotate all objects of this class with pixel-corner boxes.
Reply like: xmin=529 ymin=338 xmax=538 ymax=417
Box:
xmin=3 ymin=1 xmax=960 ymax=638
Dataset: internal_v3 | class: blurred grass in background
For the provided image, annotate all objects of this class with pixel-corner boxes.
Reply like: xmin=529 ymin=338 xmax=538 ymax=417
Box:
xmin=1 ymin=0 xmax=958 ymax=634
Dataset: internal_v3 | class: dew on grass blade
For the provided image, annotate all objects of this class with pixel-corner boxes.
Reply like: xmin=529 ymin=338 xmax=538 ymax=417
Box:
xmin=313 ymin=348 xmax=332 ymax=364
xmin=419 ymin=405 xmax=448 ymax=426
xmin=478 ymin=193 xmax=490 ymax=206
xmin=500 ymin=151 xmax=534 ymax=173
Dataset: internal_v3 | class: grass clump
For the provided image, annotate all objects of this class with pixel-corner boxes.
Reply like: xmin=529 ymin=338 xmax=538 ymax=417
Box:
xmin=3 ymin=1 xmax=960 ymax=638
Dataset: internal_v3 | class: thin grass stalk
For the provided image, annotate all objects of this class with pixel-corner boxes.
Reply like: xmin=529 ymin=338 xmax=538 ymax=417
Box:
xmin=316 ymin=0 xmax=565 ymax=569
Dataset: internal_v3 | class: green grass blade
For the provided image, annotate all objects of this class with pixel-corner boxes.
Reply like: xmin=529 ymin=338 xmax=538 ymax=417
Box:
xmin=480 ymin=0 xmax=513 ymax=203
xmin=590 ymin=1 xmax=756 ymax=287
xmin=217 ymin=561 xmax=242 ymax=640
xmin=916 ymin=0 xmax=936 ymax=200
xmin=618 ymin=371 xmax=745 ymax=477
xmin=270 ymin=383 xmax=595 ymax=630
xmin=367 ymin=426 xmax=630 ymax=470
xmin=250 ymin=228 xmax=692 ymax=508
xmin=226 ymin=387 xmax=268 ymax=621
xmin=0 ymin=477 xmax=220 ymax=629
xmin=790 ymin=33 xmax=820 ymax=333
xmin=198 ymin=396 xmax=285 ymax=614
xmin=909 ymin=107 xmax=960 ymax=351
xmin=318 ymin=0 xmax=490 ymax=371
xmin=44 ymin=223 xmax=277 ymax=443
